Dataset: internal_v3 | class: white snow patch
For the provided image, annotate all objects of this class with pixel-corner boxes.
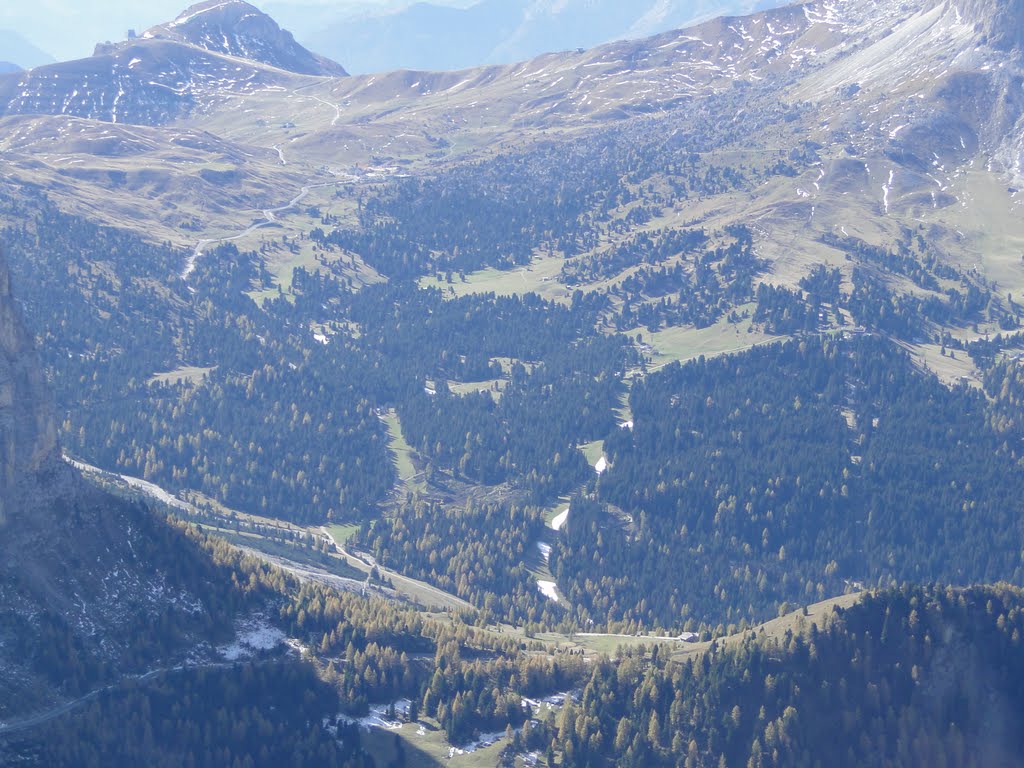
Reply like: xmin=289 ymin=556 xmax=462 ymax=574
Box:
xmin=594 ymin=456 xmax=608 ymax=475
xmin=550 ymin=506 xmax=570 ymax=531
xmin=537 ymin=580 xmax=559 ymax=602
xmin=218 ymin=616 xmax=286 ymax=660
xmin=449 ymin=731 xmax=507 ymax=758
xmin=536 ymin=541 xmax=552 ymax=563
xmin=169 ymin=1 xmax=235 ymax=28
xmin=336 ymin=700 xmax=412 ymax=731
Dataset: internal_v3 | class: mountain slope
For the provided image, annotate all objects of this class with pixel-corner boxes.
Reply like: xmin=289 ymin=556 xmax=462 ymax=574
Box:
xmin=140 ymin=0 xmax=347 ymax=77
xmin=10 ymin=1 xmax=1024 ymax=764
xmin=0 ymin=1 xmax=343 ymax=126
xmin=547 ymin=585 xmax=1024 ymax=767
xmin=0 ymin=246 xmax=258 ymax=718
xmin=2 ymin=0 xmax=1024 ymax=639
xmin=0 ymin=42 xmax=310 ymax=126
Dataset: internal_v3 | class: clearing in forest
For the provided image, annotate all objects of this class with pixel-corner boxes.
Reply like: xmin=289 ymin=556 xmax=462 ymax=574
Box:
xmin=382 ymin=409 xmax=420 ymax=488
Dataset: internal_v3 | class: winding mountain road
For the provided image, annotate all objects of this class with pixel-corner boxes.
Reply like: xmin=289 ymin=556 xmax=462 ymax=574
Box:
xmin=319 ymin=527 xmax=474 ymax=613
xmin=181 ymin=180 xmax=346 ymax=279
xmin=180 ymin=79 xmax=377 ymax=280
xmin=64 ymin=455 xmax=471 ymax=613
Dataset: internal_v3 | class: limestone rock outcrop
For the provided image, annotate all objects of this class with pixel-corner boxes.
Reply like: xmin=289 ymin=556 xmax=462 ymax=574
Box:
xmin=0 ymin=251 xmax=60 ymax=520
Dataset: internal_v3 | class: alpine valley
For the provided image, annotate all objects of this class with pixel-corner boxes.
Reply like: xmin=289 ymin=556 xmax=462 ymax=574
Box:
xmin=3 ymin=0 xmax=1024 ymax=765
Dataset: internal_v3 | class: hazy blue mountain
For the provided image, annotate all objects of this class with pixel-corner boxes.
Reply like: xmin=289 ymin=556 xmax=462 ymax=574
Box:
xmin=304 ymin=0 xmax=523 ymax=74
xmin=278 ymin=0 xmax=779 ymax=74
xmin=0 ymin=30 xmax=55 ymax=69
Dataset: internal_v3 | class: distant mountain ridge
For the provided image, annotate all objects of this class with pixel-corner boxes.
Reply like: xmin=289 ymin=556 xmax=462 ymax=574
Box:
xmin=138 ymin=0 xmax=347 ymax=77
xmin=0 ymin=30 xmax=55 ymax=70
xmin=2 ymin=0 xmax=1023 ymax=217
xmin=0 ymin=0 xmax=344 ymax=125
xmin=287 ymin=0 xmax=778 ymax=73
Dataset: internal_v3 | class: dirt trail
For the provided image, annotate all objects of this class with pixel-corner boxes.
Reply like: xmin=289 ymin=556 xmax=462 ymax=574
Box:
xmin=181 ymin=179 xmax=350 ymax=279
xmin=0 ymin=662 xmax=237 ymax=737
xmin=320 ymin=527 xmax=474 ymax=613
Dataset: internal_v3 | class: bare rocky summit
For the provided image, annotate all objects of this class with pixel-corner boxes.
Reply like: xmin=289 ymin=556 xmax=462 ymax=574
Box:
xmin=137 ymin=0 xmax=347 ymax=77
xmin=0 ymin=0 xmax=345 ymax=125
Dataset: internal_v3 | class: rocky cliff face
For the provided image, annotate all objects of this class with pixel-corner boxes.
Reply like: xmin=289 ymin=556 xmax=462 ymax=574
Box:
xmin=956 ymin=0 xmax=1024 ymax=51
xmin=0 ymin=247 xmax=241 ymax=719
xmin=931 ymin=0 xmax=1024 ymax=177
xmin=0 ymin=250 xmax=61 ymax=522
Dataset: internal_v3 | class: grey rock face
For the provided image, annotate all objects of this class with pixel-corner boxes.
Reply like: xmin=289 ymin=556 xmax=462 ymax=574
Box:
xmin=0 ymin=251 xmax=60 ymax=522
xmin=956 ymin=0 xmax=1024 ymax=51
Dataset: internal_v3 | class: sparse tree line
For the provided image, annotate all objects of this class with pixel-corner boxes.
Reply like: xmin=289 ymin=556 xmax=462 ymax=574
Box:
xmin=754 ymin=234 xmax=997 ymax=339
